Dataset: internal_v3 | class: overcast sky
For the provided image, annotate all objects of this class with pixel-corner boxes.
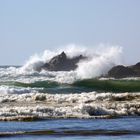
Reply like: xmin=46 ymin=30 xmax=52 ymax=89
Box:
xmin=0 ymin=0 xmax=140 ymax=65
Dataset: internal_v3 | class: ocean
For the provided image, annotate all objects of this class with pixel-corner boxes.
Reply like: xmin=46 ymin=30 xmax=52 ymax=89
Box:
xmin=0 ymin=44 xmax=139 ymax=140
xmin=0 ymin=65 xmax=139 ymax=140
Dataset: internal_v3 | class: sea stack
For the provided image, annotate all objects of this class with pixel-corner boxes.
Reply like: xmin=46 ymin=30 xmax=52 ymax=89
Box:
xmin=108 ymin=62 xmax=140 ymax=78
xmin=42 ymin=51 xmax=86 ymax=71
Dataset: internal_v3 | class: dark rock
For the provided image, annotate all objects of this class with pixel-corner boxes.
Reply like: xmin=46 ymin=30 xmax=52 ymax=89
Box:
xmin=130 ymin=62 xmax=140 ymax=75
xmin=108 ymin=62 xmax=140 ymax=78
xmin=108 ymin=65 xmax=135 ymax=78
xmin=42 ymin=52 xmax=86 ymax=71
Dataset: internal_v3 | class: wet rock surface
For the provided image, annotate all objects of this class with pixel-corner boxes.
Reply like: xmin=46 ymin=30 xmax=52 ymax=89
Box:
xmin=108 ymin=62 xmax=140 ymax=78
xmin=42 ymin=52 xmax=86 ymax=71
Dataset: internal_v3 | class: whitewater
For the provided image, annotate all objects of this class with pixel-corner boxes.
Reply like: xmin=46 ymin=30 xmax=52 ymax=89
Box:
xmin=0 ymin=45 xmax=139 ymax=140
xmin=0 ymin=44 xmax=139 ymax=121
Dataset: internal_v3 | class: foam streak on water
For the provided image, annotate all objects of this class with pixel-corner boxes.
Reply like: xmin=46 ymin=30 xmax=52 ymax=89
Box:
xmin=0 ymin=92 xmax=139 ymax=120
xmin=0 ymin=45 xmax=123 ymax=83
xmin=0 ymin=45 xmax=139 ymax=121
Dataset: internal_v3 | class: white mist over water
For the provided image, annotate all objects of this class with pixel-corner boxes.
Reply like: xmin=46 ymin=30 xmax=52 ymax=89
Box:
xmin=20 ymin=50 xmax=57 ymax=72
xmin=76 ymin=46 xmax=123 ymax=79
xmin=20 ymin=44 xmax=88 ymax=73
xmin=20 ymin=44 xmax=123 ymax=80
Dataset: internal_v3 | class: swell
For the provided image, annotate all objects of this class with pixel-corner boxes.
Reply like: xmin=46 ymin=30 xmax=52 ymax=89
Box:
xmin=0 ymin=81 xmax=92 ymax=94
xmin=0 ymin=81 xmax=59 ymax=89
xmin=12 ymin=79 xmax=140 ymax=92
xmin=1 ymin=79 xmax=140 ymax=93
xmin=0 ymin=129 xmax=140 ymax=137
xmin=73 ymin=79 xmax=140 ymax=92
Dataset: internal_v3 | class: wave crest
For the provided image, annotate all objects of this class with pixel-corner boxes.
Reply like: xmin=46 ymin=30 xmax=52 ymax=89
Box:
xmin=0 ymin=92 xmax=139 ymax=120
xmin=20 ymin=44 xmax=123 ymax=80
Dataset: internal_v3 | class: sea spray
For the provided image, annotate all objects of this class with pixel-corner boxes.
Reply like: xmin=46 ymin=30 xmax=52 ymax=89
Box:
xmin=0 ymin=44 xmax=123 ymax=86
xmin=19 ymin=44 xmax=123 ymax=80
xmin=76 ymin=46 xmax=122 ymax=79
xmin=20 ymin=44 xmax=88 ymax=73
xmin=20 ymin=50 xmax=59 ymax=73
xmin=58 ymin=44 xmax=88 ymax=58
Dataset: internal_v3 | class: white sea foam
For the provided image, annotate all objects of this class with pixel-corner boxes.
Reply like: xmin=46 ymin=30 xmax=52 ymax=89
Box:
xmin=20 ymin=44 xmax=87 ymax=73
xmin=0 ymin=86 xmax=39 ymax=94
xmin=0 ymin=67 xmax=76 ymax=84
xmin=0 ymin=92 xmax=139 ymax=119
xmin=0 ymin=44 xmax=139 ymax=84
xmin=76 ymin=46 xmax=122 ymax=79
xmin=2 ymin=43 xmax=139 ymax=85
xmin=18 ymin=44 xmax=123 ymax=81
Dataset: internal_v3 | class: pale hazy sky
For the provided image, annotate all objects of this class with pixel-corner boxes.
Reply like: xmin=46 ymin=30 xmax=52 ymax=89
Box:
xmin=0 ymin=0 xmax=140 ymax=65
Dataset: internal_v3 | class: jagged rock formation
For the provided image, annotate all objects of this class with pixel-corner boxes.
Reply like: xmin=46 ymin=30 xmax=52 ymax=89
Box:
xmin=42 ymin=52 xmax=86 ymax=71
xmin=108 ymin=62 xmax=140 ymax=78
xmin=41 ymin=51 xmax=140 ymax=78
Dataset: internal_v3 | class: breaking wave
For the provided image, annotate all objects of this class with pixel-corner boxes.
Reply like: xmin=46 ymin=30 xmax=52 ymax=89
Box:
xmin=0 ymin=79 xmax=140 ymax=93
xmin=0 ymin=86 xmax=39 ymax=94
xmin=0 ymin=44 xmax=139 ymax=122
xmin=73 ymin=79 xmax=140 ymax=92
xmin=0 ymin=92 xmax=139 ymax=120
xmin=20 ymin=44 xmax=123 ymax=80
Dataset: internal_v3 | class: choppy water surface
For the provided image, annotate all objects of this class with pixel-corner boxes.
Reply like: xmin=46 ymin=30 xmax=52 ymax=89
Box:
xmin=0 ymin=66 xmax=139 ymax=139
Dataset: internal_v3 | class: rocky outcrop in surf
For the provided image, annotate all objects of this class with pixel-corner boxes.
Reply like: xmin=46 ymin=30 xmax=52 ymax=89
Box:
xmin=42 ymin=52 xmax=86 ymax=71
xmin=108 ymin=62 xmax=140 ymax=78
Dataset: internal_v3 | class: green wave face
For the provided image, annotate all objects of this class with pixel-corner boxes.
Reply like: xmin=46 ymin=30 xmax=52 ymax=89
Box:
xmin=0 ymin=81 xmax=59 ymax=88
xmin=73 ymin=79 xmax=140 ymax=92
xmin=0 ymin=81 xmax=92 ymax=94
xmin=1 ymin=79 xmax=140 ymax=93
xmin=15 ymin=81 xmax=59 ymax=88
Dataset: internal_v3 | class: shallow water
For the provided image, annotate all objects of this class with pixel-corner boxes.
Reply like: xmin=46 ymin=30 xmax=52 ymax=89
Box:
xmin=0 ymin=117 xmax=140 ymax=140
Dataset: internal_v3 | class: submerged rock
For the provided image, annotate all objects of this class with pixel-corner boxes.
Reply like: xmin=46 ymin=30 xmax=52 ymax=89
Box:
xmin=108 ymin=62 xmax=140 ymax=78
xmin=42 ymin=52 xmax=86 ymax=71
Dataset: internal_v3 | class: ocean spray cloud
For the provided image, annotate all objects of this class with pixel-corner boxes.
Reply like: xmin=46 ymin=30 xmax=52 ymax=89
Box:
xmin=20 ymin=44 xmax=123 ymax=79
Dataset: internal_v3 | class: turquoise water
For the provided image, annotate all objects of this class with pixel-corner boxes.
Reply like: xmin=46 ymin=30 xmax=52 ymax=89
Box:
xmin=0 ymin=117 xmax=140 ymax=140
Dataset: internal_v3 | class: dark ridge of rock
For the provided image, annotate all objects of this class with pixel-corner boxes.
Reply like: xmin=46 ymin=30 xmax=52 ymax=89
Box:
xmin=108 ymin=62 xmax=140 ymax=78
xmin=135 ymin=62 xmax=140 ymax=67
xmin=130 ymin=62 xmax=140 ymax=75
xmin=42 ymin=52 xmax=86 ymax=71
xmin=108 ymin=65 xmax=136 ymax=78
